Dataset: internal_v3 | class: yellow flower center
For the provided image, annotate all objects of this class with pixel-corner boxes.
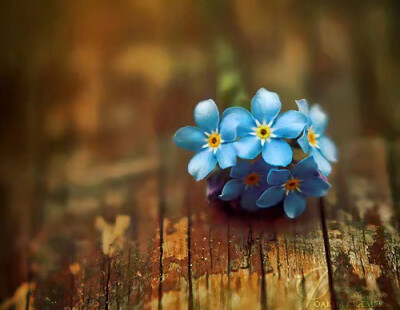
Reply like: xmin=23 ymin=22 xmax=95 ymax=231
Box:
xmin=307 ymin=128 xmax=319 ymax=147
xmin=244 ymin=173 xmax=260 ymax=187
xmin=208 ymin=133 xmax=221 ymax=148
xmin=284 ymin=178 xmax=301 ymax=192
xmin=256 ymin=125 xmax=271 ymax=139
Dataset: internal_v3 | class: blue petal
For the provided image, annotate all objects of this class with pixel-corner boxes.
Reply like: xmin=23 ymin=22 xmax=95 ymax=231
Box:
xmin=221 ymin=107 xmax=256 ymax=137
xmin=219 ymin=114 xmax=238 ymax=142
xmin=219 ymin=179 xmax=244 ymax=201
xmin=216 ymin=143 xmax=237 ymax=169
xmin=188 ymin=149 xmax=217 ymax=181
xmin=251 ymin=88 xmax=281 ymax=124
xmin=257 ymin=186 xmax=285 ymax=208
xmin=297 ymin=130 xmax=310 ymax=154
xmin=231 ymin=161 xmax=252 ymax=178
xmin=194 ymin=99 xmax=220 ymax=133
xmin=271 ymin=111 xmax=308 ymax=139
xmin=309 ymin=105 xmax=328 ymax=134
xmin=295 ymin=99 xmax=309 ymax=116
xmin=173 ymin=126 xmax=207 ymax=152
xmin=262 ymin=139 xmax=292 ymax=166
xmin=283 ymin=192 xmax=306 ymax=218
xmin=234 ymin=136 xmax=262 ymax=160
xmin=310 ymin=148 xmax=332 ymax=176
xmin=241 ymin=189 xmax=263 ymax=211
xmin=319 ymin=135 xmax=338 ymax=162
xmin=267 ymin=169 xmax=291 ymax=185
xmin=292 ymin=156 xmax=320 ymax=179
xmin=300 ymin=177 xmax=331 ymax=197
xmin=252 ymin=158 xmax=274 ymax=175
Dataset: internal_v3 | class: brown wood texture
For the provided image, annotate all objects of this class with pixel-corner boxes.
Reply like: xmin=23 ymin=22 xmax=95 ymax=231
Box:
xmin=2 ymin=2 xmax=400 ymax=309
xmin=325 ymin=138 xmax=400 ymax=309
xmin=2 ymin=137 xmax=399 ymax=310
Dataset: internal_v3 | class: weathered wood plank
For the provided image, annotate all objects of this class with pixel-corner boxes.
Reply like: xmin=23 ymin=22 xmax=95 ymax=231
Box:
xmin=187 ymin=175 xmax=332 ymax=309
xmin=31 ymin=213 xmax=103 ymax=309
xmin=11 ymin=137 xmax=400 ymax=310
xmin=325 ymin=137 xmax=400 ymax=309
xmin=152 ymin=141 xmax=190 ymax=310
xmin=227 ymin=220 xmax=264 ymax=309
xmin=259 ymin=203 xmax=332 ymax=310
xmin=189 ymin=182 xmax=214 ymax=309
xmin=189 ymin=181 xmax=230 ymax=310
xmin=26 ymin=167 xmax=161 ymax=310
xmin=123 ymin=173 xmax=160 ymax=309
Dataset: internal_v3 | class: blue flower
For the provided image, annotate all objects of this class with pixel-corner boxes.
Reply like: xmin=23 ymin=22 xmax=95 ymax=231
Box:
xmin=256 ymin=156 xmax=331 ymax=218
xmin=223 ymin=88 xmax=307 ymax=167
xmin=173 ymin=99 xmax=239 ymax=181
xmin=296 ymin=99 xmax=338 ymax=176
xmin=219 ymin=158 xmax=275 ymax=211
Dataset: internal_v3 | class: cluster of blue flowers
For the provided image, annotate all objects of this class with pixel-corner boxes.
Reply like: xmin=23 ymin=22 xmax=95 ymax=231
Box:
xmin=173 ymin=88 xmax=337 ymax=218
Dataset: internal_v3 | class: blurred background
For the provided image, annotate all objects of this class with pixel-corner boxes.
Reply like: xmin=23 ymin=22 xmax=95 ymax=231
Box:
xmin=1 ymin=0 xmax=400 ymax=303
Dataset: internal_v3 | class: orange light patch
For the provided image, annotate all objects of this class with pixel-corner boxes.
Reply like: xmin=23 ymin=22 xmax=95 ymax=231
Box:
xmin=208 ymin=133 xmax=221 ymax=148
xmin=284 ymin=178 xmax=300 ymax=192
xmin=244 ymin=173 xmax=260 ymax=187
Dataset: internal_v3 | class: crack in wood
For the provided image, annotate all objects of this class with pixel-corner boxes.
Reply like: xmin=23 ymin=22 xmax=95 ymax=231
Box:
xmin=157 ymin=176 xmax=165 ymax=310
xmin=246 ymin=224 xmax=253 ymax=272
xmin=319 ymin=198 xmax=337 ymax=310
xmin=187 ymin=198 xmax=193 ymax=310
xmin=208 ymin=226 xmax=213 ymax=273
xmin=156 ymin=140 xmax=167 ymax=310
xmin=227 ymin=222 xmax=231 ymax=310
xmin=25 ymin=285 xmax=31 ymax=310
xmin=275 ymin=233 xmax=281 ymax=280
xmin=105 ymin=255 xmax=111 ymax=310
xmin=157 ymin=213 xmax=164 ymax=310
xmin=259 ymin=235 xmax=267 ymax=310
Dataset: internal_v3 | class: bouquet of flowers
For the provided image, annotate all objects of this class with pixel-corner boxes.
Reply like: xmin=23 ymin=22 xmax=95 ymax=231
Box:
xmin=173 ymin=88 xmax=337 ymax=218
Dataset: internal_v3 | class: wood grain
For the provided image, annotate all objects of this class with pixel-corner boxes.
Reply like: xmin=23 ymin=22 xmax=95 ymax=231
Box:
xmin=3 ymin=138 xmax=400 ymax=310
xmin=325 ymin=137 xmax=400 ymax=309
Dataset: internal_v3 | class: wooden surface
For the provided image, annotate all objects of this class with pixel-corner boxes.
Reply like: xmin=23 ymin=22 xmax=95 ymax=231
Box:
xmin=2 ymin=1 xmax=400 ymax=309
xmin=1 ymin=136 xmax=399 ymax=310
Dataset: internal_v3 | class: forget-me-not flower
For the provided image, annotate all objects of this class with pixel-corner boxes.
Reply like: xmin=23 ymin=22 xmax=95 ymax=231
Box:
xmin=173 ymin=99 xmax=239 ymax=181
xmin=223 ymin=88 xmax=307 ymax=167
xmin=256 ymin=156 xmax=331 ymax=218
xmin=296 ymin=99 xmax=338 ymax=176
xmin=219 ymin=158 xmax=275 ymax=211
